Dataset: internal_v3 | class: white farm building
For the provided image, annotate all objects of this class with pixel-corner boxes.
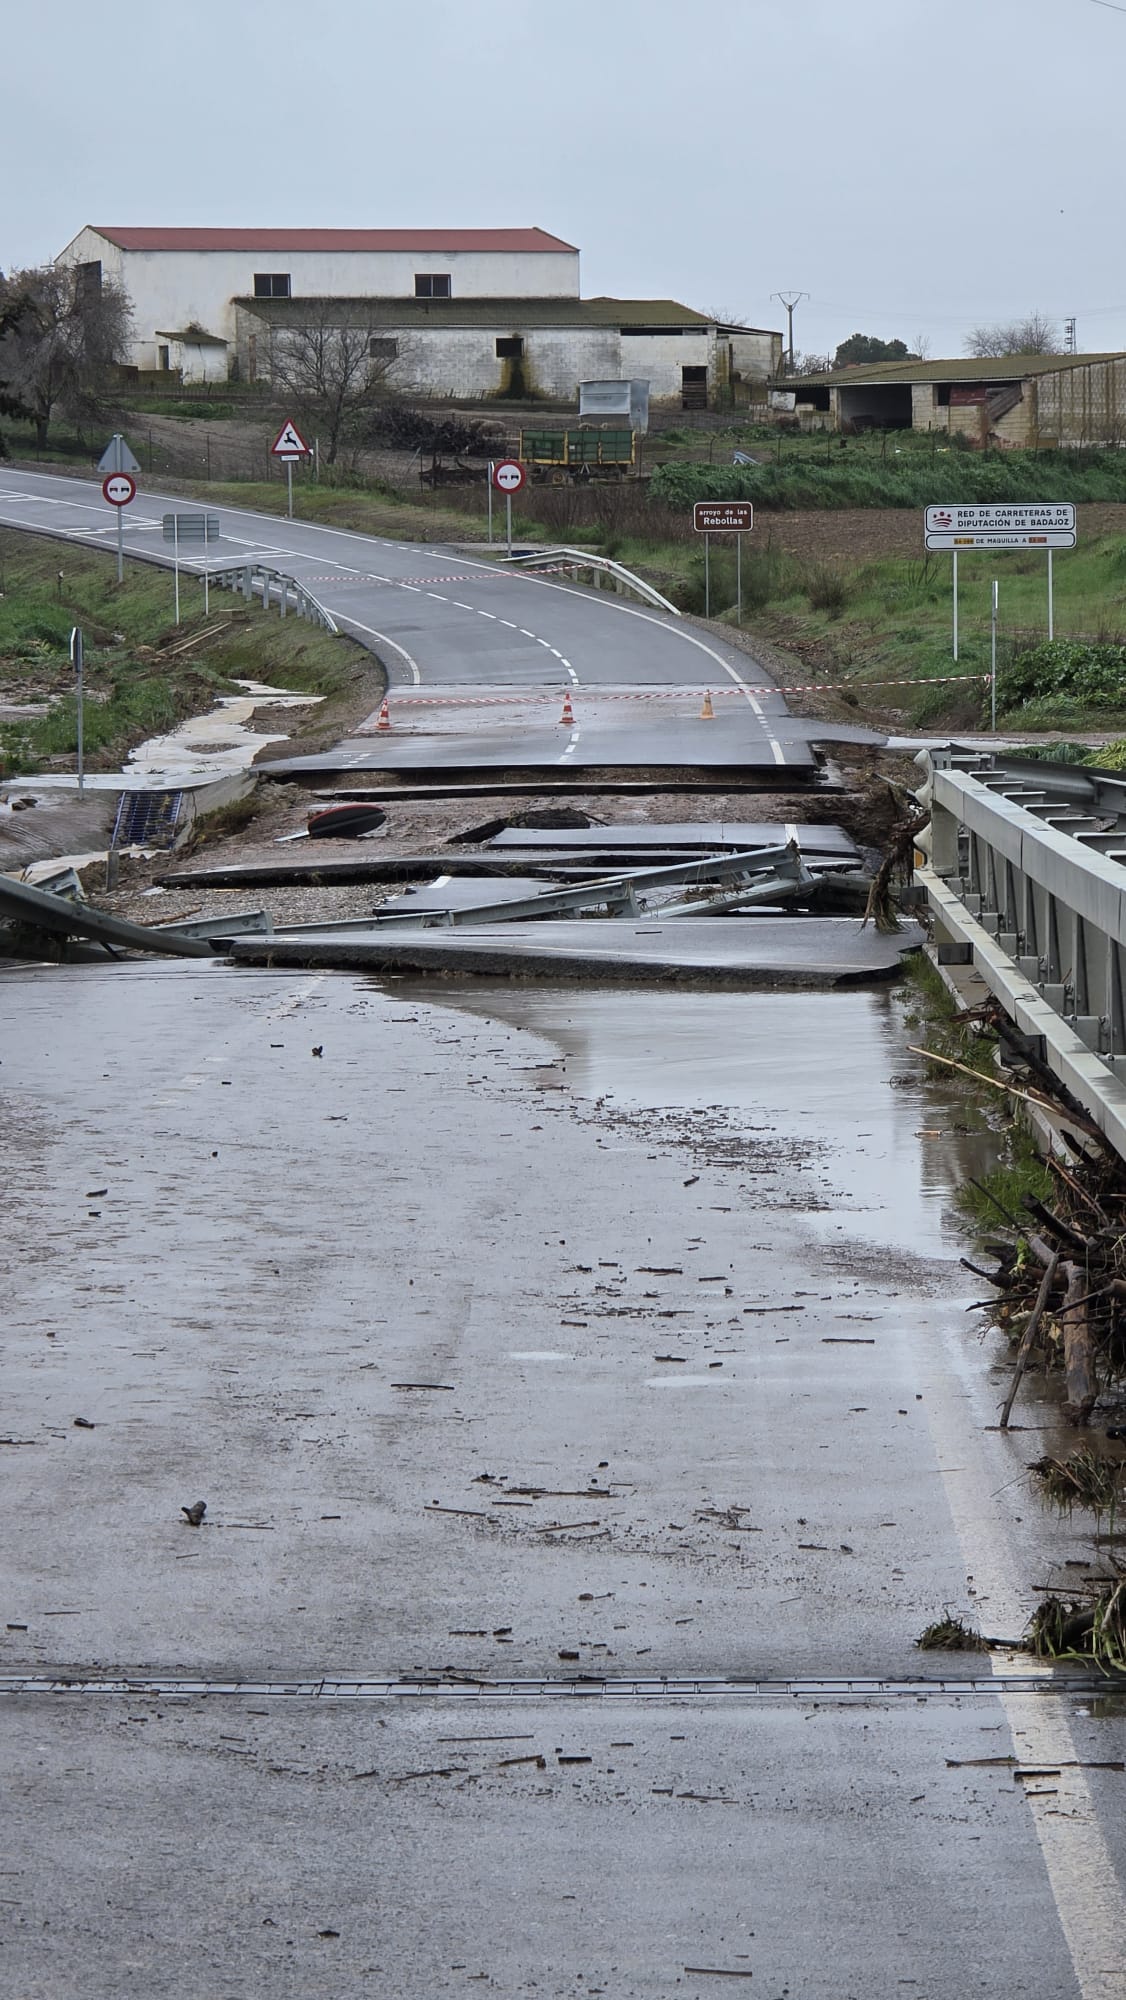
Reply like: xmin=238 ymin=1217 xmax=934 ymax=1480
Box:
xmin=54 ymin=225 xmax=781 ymax=408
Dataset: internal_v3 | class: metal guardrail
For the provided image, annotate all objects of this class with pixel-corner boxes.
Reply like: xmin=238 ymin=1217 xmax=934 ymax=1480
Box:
xmin=915 ymin=749 xmax=1126 ymax=1158
xmin=208 ymin=562 xmax=338 ymax=633
xmin=504 ymin=547 xmax=681 ymax=616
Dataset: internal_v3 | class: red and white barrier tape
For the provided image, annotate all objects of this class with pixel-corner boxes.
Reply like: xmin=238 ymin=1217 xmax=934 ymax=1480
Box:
xmin=378 ymin=671 xmax=991 ymax=708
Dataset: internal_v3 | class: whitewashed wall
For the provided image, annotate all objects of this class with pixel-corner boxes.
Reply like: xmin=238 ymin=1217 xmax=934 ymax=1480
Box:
xmin=57 ymin=230 xmax=581 ymax=363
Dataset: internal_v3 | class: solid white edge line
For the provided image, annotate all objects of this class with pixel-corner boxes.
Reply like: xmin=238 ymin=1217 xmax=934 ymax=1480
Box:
xmin=4 ymin=474 xmax=780 ymax=752
xmin=333 ymin=613 xmax=421 ymax=686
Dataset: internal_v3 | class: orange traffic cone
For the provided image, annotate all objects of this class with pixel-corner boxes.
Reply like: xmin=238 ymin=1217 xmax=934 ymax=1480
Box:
xmin=559 ymin=688 xmax=575 ymax=725
xmin=376 ymin=697 xmax=391 ymax=732
xmin=699 ymin=690 xmax=715 ymax=720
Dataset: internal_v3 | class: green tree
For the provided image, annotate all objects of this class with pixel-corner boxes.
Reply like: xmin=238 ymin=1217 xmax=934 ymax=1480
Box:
xmin=0 ymin=264 xmax=132 ymax=449
xmin=832 ymin=333 xmax=911 ymax=368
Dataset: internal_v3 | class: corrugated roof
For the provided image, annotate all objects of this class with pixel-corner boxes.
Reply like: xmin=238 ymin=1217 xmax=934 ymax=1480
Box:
xmin=93 ymin=226 xmax=579 ymax=255
xmin=790 ymin=352 xmax=1126 ymax=387
xmin=233 ymin=295 xmax=715 ymax=329
xmin=154 ymin=327 xmax=228 ymax=345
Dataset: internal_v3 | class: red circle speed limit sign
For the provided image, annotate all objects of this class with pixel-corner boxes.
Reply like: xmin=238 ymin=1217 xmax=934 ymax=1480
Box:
xmin=492 ymin=459 xmax=526 ymax=493
xmin=102 ymin=473 xmax=136 ymax=506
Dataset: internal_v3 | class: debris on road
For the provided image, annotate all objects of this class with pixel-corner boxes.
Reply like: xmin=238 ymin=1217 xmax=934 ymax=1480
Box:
xmin=181 ymin=1500 xmax=207 ymax=1527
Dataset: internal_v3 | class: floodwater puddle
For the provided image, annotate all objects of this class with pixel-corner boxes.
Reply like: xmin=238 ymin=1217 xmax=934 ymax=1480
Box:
xmin=407 ymin=981 xmax=998 ymax=1262
xmin=126 ymin=678 xmax=324 ymax=782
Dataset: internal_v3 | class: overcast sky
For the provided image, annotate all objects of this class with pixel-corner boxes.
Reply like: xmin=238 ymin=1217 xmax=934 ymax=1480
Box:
xmin=4 ymin=0 xmax=1124 ymax=359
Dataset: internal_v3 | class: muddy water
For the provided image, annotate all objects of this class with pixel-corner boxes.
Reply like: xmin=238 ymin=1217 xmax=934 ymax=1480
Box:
xmin=416 ymin=982 xmax=999 ymax=1259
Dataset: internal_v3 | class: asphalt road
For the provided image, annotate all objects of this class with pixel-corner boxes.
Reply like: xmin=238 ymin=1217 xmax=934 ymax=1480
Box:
xmin=4 ymin=468 xmax=1125 ymax=1995
xmin=4 ymin=962 xmax=1126 ymax=1997
xmin=0 ymin=468 xmax=884 ymax=778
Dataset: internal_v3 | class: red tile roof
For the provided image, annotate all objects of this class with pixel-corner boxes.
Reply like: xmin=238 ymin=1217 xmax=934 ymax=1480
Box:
xmin=93 ymin=226 xmax=578 ymax=255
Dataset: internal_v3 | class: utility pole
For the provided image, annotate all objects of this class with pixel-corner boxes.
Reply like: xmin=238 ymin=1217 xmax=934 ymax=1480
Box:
xmin=1064 ymin=315 xmax=1077 ymax=354
xmin=772 ymin=291 xmax=809 ymax=371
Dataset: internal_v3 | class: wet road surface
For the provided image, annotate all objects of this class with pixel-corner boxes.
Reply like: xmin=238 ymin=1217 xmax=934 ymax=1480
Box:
xmin=0 ymin=470 xmax=884 ymax=779
xmin=5 ymin=961 xmax=1126 ymax=1996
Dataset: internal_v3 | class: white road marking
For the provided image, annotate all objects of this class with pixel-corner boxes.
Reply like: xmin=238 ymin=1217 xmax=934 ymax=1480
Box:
xmin=924 ymin=1320 xmax=1126 ymax=2000
xmin=2 ymin=475 xmax=778 ymax=749
xmin=332 ymin=614 xmax=422 ymax=686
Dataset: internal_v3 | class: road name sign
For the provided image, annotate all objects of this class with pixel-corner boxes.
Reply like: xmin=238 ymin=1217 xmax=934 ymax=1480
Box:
xmin=272 ymin=419 xmax=309 ymax=460
xmin=98 ymin=433 xmax=140 ymax=476
xmin=694 ymin=502 xmax=754 ymax=533
xmin=924 ymin=503 xmax=1076 ymax=549
xmin=102 ymin=473 xmax=136 ymax=507
xmin=492 ymin=459 xmax=526 ymax=493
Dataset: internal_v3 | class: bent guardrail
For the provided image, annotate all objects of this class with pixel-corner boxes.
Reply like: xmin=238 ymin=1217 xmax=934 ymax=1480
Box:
xmin=503 ymin=547 xmax=681 ymax=616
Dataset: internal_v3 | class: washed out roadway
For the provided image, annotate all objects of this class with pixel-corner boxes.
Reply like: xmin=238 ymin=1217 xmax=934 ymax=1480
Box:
xmin=4 ymin=961 xmax=1126 ymax=1997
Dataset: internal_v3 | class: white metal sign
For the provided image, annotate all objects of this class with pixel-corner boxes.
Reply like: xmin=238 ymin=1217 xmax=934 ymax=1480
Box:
xmin=98 ymin=433 xmax=140 ymax=475
xmin=492 ymin=459 xmax=526 ymax=493
xmin=271 ymin=418 xmax=309 ymax=460
xmin=924 ymin=503 xmax=1076 ymax=549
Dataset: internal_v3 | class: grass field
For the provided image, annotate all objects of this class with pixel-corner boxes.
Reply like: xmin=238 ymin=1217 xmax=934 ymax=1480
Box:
xmin=0 ymin=532 xmax=374 ymax=775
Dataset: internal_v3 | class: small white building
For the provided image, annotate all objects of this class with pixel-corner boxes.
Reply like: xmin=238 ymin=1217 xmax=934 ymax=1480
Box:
xmin=55 ymin=225 xmax=583 ymax=376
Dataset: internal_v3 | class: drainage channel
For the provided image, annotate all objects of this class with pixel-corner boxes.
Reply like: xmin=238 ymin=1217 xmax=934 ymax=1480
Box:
xmin=2 ymin=1672 xmax=1120 ymax=1702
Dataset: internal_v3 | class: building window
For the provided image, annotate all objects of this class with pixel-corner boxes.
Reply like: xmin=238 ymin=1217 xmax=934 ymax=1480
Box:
xmin=253 ymin=273 xmax=291 ymax=298
xmin=158 ymin=345 xmax=171 ymax=371
xmin=414 ymin=273 xmax=451 ymax=299
xmin=77 ymin=260 xmax=102 ymax=301
xmin=369 ymin=337 xmax=398 ymax=361
xmin=496 ymin=336 xmax=524 ymax=359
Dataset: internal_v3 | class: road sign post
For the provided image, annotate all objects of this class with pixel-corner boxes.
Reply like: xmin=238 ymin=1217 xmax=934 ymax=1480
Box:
xmin=487 ymin=462 xmax=494 ymax=545
xmin=163 ymin=514 xmax=220 ymax=621
xmin=98 ymin=435 xmax=141 ymax=583
xmin=271 ymin=419 xmax=310 ymax=519
xmin=492 ymin=459 xmax=526 ymax=556
xmin=70 ymin=627 xmax=84 ymax=796
xmin=924 ymin=504 xmax=1076 ymax=658
xmin=992 ymin=584 xmax=1000 ymax=732
xmin=693 ymin=502 xmax=754 ymax=623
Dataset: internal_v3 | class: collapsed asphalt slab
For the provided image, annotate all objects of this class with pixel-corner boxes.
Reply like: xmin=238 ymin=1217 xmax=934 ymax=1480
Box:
xmin=227 ymin=914 xmax=924 ymax=984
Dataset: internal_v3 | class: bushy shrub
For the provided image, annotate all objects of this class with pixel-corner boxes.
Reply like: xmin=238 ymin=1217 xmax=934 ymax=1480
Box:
xmin=649 ymin=449 xmax=1126 ymax=512
xmin=994 ymin=639 xmax=1126 ymax=713
xmin=804 ymin=563 xmax=850 ymax=614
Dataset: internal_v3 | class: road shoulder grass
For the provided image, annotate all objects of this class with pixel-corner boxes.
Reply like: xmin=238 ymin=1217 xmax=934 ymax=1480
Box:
xmin=0 ymin=530 xmax=380 ymax=776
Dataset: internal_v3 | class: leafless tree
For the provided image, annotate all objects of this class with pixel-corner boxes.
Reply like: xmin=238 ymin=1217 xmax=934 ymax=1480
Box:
xmin=911 ymin=330 xmax=932 ymax=360
xmin=266 ymin=310 xmax=410 ymax=464
xmin=965 ymin=313 xmax=1062 ymax=358
xmin=788 ymin=351 xmax=833 ymax=376
xmin=0 ymin=263 xmax=132 ymax=448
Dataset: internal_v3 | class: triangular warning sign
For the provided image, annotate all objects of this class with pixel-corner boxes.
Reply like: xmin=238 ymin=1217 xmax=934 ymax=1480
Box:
xmin=271 ymin=418 xmax=309 ymax=458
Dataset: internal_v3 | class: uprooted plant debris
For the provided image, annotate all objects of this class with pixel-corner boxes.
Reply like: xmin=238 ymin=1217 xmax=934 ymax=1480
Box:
xmin=1027 ymin=1584 xmax=1126 ymax=1674
xmin=1030 ymin=1447 xmax=1126 ymax=1528
xmin=916 ymin=1615 xmax=989 ymax=1653
xmin=919 ymin=998 xmax=1126 ymax=1426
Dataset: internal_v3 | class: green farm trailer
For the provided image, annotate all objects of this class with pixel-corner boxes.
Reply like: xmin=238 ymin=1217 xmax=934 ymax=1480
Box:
xmin=519 ymin=427 xmax=637 ymax=482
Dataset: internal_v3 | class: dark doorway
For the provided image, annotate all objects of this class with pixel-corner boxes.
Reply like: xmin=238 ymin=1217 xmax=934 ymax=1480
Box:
xmin=681 ymin=365 xmax=708 ymax=410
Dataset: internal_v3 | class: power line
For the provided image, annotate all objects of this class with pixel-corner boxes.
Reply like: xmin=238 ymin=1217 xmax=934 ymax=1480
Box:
xmin=771 ymin=291 xmax=808 ymax=368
